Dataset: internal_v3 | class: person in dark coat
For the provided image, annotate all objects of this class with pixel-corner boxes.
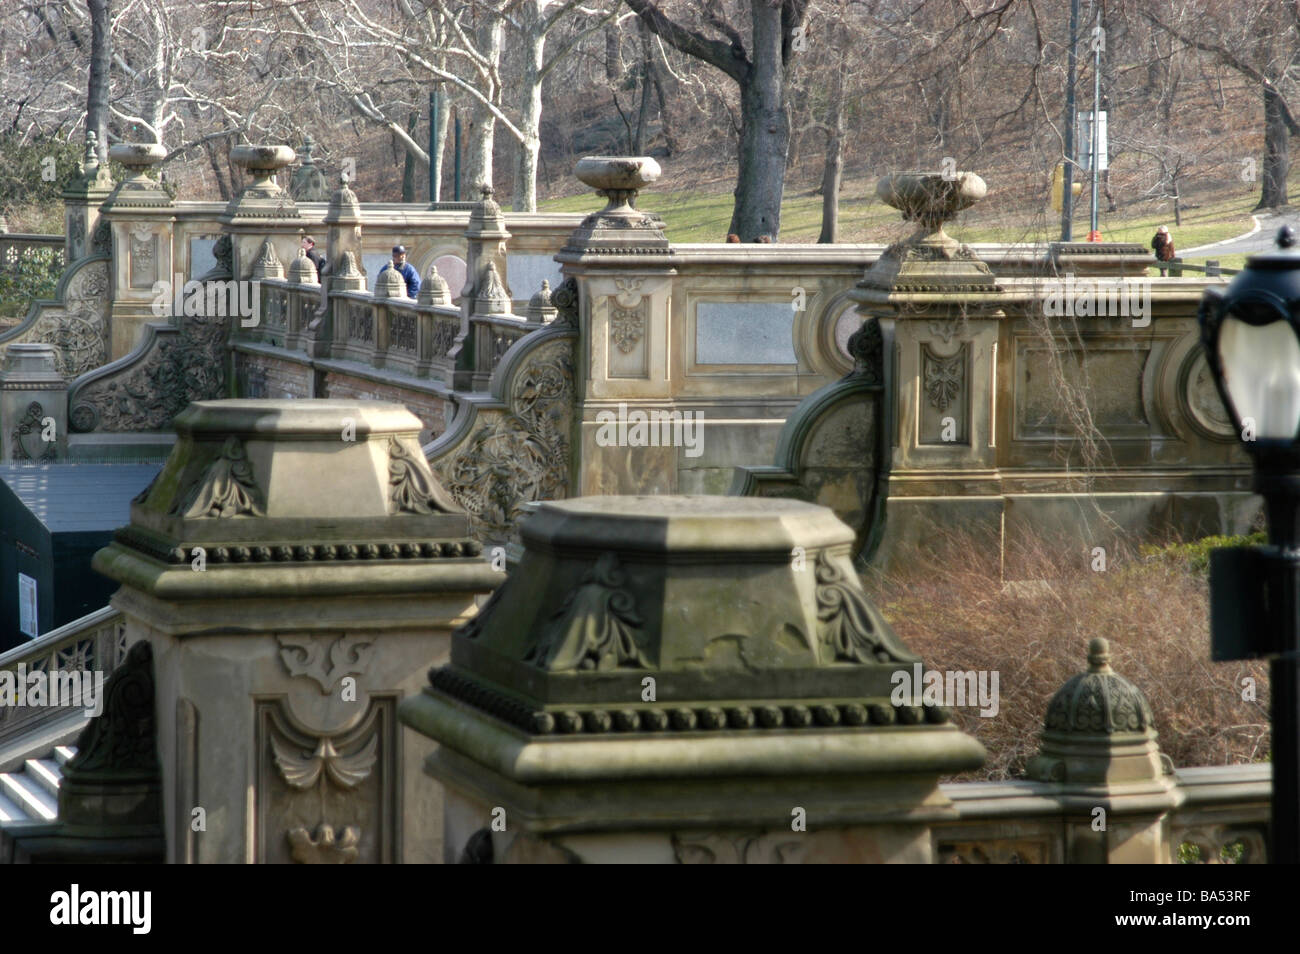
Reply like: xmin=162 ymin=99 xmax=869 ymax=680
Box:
xmin=379 ymin=244 xmax=421 ymax=298
xmin=1151 ymin=225 xmax=1175 ymax=275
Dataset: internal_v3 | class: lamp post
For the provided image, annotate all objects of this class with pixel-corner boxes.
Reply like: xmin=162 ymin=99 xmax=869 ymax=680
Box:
xmin=1200 ymin=224 xmax=1300 ymax=864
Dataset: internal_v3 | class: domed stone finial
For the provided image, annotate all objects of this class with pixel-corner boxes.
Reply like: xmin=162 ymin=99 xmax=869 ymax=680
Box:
xmin=288 ymin=246 xmax=319 ymax=285
xmin=375 ymin=264 xmax=408 ymax=300
xmin=526 ymin=279 xmax=558 ymax=323
xmin=417 ymin=265 xmax=452 ymax=306
xmin=1027 ymin=638 xmax=1169 ymax=786
xmin=1087 ymin=636 xmax=1111 ymax=673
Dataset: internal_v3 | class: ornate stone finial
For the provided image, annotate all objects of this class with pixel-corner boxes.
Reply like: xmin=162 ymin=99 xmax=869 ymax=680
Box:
xmin=333 ymin=250 xmax=366 ymax=291
xmin=375 ymin=264 xmax=408 ymax=299
xmin=417 ymin=264 xmax=452 ymax=306
xmin=290 ymin=135 xmax=330 ymax=202
xmin=1087 ymin=636 xmax=1112 ymax=674
xmin=288 ymin=246 xmax=319 ymax=285
xmin=1027 ymin=638 xmax=1167 ymax=786
xmin=472 ymin=262 xmax=511 ymax=315
xmin=526 ymin=279 xmax=558 ymax=323
xmin=251 ymin=239 xmax=285 ymax=280
xmin=327 ymin=170 xmax=361 ymax=221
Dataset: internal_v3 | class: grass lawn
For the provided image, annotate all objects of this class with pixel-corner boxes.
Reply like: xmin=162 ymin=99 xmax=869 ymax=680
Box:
xmin=541 ymin=171 xmax=1261 ymax=249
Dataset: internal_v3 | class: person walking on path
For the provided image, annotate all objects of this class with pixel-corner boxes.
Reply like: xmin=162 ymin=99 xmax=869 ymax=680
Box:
xmin=1152 ymin=225 xmax=1175 ymax=276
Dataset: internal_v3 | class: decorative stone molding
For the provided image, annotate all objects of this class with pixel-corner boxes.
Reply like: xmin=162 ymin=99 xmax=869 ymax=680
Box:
xmin=923 ymin=346 xmax=964 ymax=412
xmin=815 ymin=551 xmax=920 ymax=665
xmin=9 ymin=400 xmax=56 ymax=461
xmin=431 ymin=325 xmax=577 ymax=541
xmin=523 ymin=552 xmax=650 ymax=671
xmin=0 ymin=257 xmax=110 ymax=378
xmin=388 ymin=435 xmax=461 ymax=514
xmin=104 ymin=142 xmax=171 ymax=208
xmin=67 ymin=309 xmax=229 ymax=432
xmin=278 ymin=635 xmax=375 ymax=694
xmin=225 ymin=144 xmax=300 ymax=219
xmin=170 ymin=435 xmax=265 ymax=518
xmin=472 ymin=262 xmax=511 ymax=315
xmin=609 ymin=303 xmax=645 ymax=352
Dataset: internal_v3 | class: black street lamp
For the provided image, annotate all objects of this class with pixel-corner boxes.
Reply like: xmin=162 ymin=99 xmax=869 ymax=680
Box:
xmin=1200 ymin=224 xmax=1300 ymax=864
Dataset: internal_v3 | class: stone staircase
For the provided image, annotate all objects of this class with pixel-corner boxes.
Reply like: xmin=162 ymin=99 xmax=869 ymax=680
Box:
xmin=0 ymin=746 xmax=75 ymax=824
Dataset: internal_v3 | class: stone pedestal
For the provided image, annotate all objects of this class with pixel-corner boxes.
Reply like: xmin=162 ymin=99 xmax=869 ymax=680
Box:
xmin=222 ymin=145 xmax=301 ymax=281
xmin=1027 ymin=638 xmax=1181 ymax=864
xmin=1 ymin=343 xmax=68 ymax=461
xmin=102 ymin=144 xmax=175 ymax=359
xmin=553 ymin=157 xmax=678 ymax=496
xmin=93 ymin=399 xmax=501 ymax=862
xmin=399 ymin=496 xmax=985 ymax=863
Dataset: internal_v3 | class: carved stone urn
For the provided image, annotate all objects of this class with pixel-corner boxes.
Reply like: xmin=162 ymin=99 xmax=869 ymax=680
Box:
xmin=105 ymin=142 xmax=171 ymax=207
xmin=399 ymin=495 xmax=985 ymax=863
xmin=226 ymin=144 xmax=300 ymax=218
xmin=563 ymin=156 xmax=668 ymax=254
xmin=876 ymin=171 xmax=986 ymax=247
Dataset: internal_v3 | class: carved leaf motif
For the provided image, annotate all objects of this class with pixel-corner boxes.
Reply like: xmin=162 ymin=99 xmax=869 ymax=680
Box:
xmin=277 ymin=634 xmax=374 ymax=693
xmin=388 ymin=436 xmax=461 ymax=514
xmin=11 ymin=401 xmax=55 ymax=461
xmin=287 ymin=824 xmax=361 ymax=864
xmin=815 ymin=551 xmax=919 ymax=664
xmin=524 ymin=552 xmax=650 ymax=671
xmin=610 ymin=305 xmax=644 ymax=353
xmin=924 ymin=350 xmax=964 ymax=413
xmin=172 ymin=435 xmax=264 ymax=517
xmin=271 ymin=735 xmax=377 ymax=791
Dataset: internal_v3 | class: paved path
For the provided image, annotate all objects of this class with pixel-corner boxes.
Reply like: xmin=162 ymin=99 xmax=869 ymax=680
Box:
xmin=1180 ymin=211 xmax=1300 ymax=258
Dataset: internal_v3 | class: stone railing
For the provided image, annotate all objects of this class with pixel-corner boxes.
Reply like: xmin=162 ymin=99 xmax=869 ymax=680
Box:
xmin=934 ymin=764 xmax=1270 ymax=863
xmin=0 ymin=606 xmax=125 ymax=759
xmin=0 ymin=233 xmax=65 ymax=275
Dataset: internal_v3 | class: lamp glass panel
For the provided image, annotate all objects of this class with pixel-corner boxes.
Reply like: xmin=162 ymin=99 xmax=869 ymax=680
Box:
xmin=1218 ymin=316 xmax=1300 ymax=440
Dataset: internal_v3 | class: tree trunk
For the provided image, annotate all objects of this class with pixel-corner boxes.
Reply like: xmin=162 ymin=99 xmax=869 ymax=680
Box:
xmin=402 ymin=111 xmax=418 ymax=201
xmin=431 ymin=89 xmax=449 ymax=203
xmin=464 ymin=15 xmax=504 ymax=193
xmin=817 ymin=44 xmax=846 ymax=244
xmin=1259 ymin=84 xmax=1291 ymax=210
xmin=512 ymin=1 xmax=546 ymax=212
xmin=87 ymin=0 xmax=111 ymax=161
xmin=729 ymin=1 xmax=790 ymax=241
xmin=633 ymin=25 xmax=654 ymax=155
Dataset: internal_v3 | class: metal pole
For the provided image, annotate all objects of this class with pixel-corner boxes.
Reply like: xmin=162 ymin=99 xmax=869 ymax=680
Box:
xmin=454 ymin=110 xmax=462 ymax=202
xmin=429 ymin=90 xmax=439 ymax=204
xmin=1061 ymin=0 xmax=1079 ymax=242
xmin=1090 ymin=13 xmax=1101 ymax=236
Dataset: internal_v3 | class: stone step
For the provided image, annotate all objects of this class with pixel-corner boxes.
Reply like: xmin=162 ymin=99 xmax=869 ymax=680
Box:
xmin=23 ymin=759 xmax=63 ymax=799
xmin=52 ymin=746 xmax=76 ymax=766
xmin=0 ymin=771 xmax=57 ymax=821
xmin=0 ymin=792 xmax=27 ymax=824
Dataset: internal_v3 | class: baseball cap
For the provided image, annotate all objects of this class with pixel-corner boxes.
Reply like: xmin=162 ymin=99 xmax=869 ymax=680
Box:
xmin=392 ymin=245 xmax=406 ymax=254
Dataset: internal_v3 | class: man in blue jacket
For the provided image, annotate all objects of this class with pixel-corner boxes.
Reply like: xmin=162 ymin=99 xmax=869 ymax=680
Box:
xmin=379 ymin=245 xmax=421 ymax=297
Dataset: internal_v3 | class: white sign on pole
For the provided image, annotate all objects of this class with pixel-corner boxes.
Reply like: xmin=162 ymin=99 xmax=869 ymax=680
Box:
xmin=18 ymin=573 xmax=38 ymax=639
xmin=1078 ymin=111 xmax=1109 ymax=171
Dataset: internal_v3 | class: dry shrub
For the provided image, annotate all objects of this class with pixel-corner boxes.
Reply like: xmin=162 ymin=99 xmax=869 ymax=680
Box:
xmin=863 ymin=524 xmax=1271 ymax=781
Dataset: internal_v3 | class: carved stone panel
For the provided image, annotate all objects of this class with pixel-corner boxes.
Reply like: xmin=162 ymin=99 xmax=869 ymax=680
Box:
xmin=919 ymin=342 xmax=968 ymax=445
xmin=255 ymin=697 xmax=397 ymax=864
xmin=130 ymin=228 xmax=157 ymax=289
xmin=608 ymin=300 xmax=648 ymax=378
xmin=1015 ymin=339 xmax=1151 ymax=440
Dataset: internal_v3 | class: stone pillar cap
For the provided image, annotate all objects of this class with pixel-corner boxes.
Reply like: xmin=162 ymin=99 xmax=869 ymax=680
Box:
xmin=93 ymin=400 xmax=492 ymax=614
